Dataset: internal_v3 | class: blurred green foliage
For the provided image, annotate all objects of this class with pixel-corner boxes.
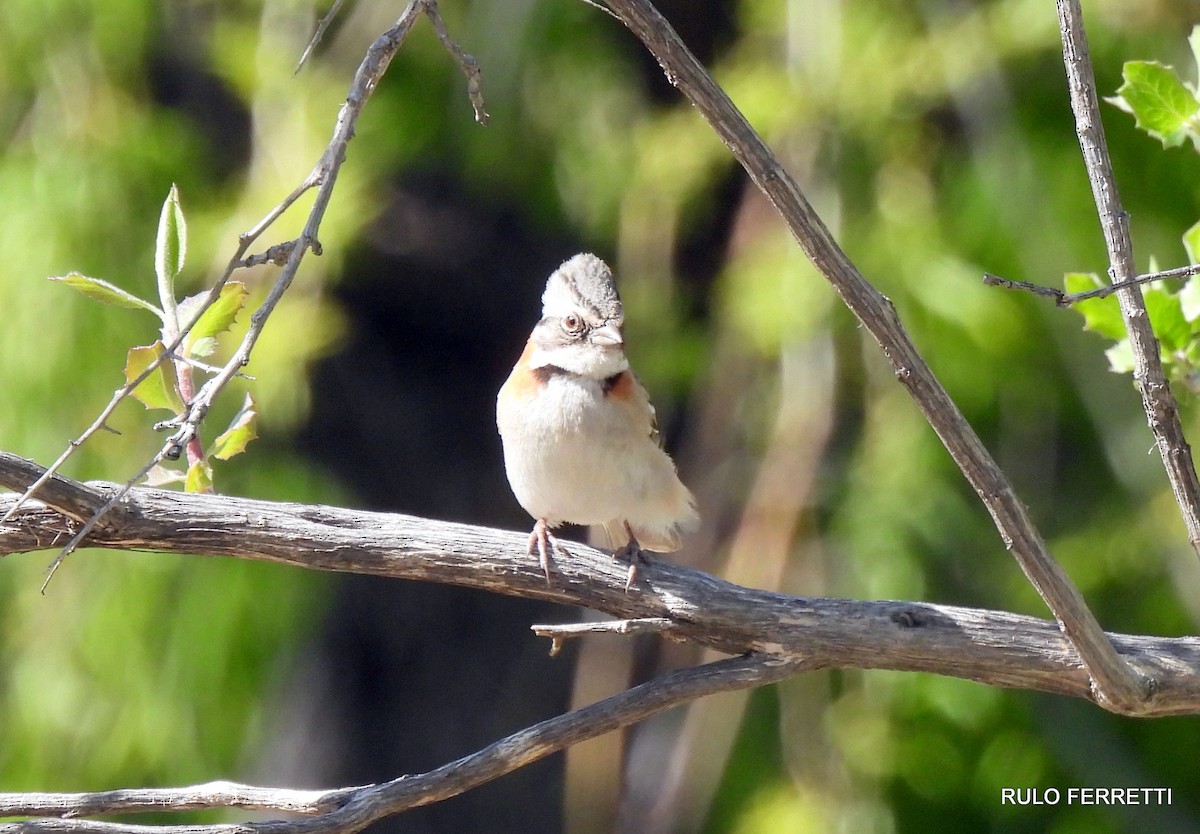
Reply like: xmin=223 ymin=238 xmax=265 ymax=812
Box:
xmin=3 ymin=1 xmax=1200 ymax=833
xmin=0 ymin=0 xmax=349 ymax=796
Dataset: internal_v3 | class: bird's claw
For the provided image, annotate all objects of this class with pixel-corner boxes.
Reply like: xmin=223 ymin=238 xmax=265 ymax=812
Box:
xmin=528 ymin=519 xmax=567 ymax=583
xmin=613 ymin=526 xmax=648 ymax=592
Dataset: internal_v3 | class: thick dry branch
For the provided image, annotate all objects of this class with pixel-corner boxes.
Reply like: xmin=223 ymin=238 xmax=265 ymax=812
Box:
xmin=0 ymin=782 xmax=357 ymax=819
xmin=0 ymin=654 xmax=804 ymax=834
xmin=596 ymin=0 xmax=1146 ymax=710
xmin=1056 ymin=0 xmax=1200 ymax=555
xmin=2 ymin=452 xmax=1198 ymax=717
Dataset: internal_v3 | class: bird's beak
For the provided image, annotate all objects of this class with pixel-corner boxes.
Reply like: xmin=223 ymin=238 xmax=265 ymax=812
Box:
xmin=590 ymin=322 xmax=624 ymax=348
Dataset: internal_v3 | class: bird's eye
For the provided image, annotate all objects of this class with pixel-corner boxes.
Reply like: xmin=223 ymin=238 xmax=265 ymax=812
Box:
xmin=562 ymin=314 xmax=584 ymax=334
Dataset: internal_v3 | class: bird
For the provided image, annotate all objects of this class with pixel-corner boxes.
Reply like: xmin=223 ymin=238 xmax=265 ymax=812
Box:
xmin=496 ymin=253 xmax=698 ymax=587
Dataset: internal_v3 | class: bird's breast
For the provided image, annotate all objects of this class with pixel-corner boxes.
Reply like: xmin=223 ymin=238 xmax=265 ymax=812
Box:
xmin=497 ymin=372 xmax=647 ymax=524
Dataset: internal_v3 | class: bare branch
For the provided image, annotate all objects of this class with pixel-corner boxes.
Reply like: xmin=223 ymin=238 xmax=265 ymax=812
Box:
xmin=0 ymin=654 xmax=805 ymax=834
xmin=595 ymin=0 xmax=1146 ymax=712
xmin=983 ymin=263 xmax=1200 ymax=305
xmin=14 ymin=0 xmax=487 ymax=585
xmin=1056 ymin=0 xmax=1200 ymax=557
xmin=0 ymin=454 xmax=107 ymax=524
xmin=239 ymin=242 xmax=298 ymax=269
xmin=38 ymin=447 xmax=172 ymax=592
xmin=532 ymin=617 xmax=677 ymax=655
xmin=3 ymin=452 xmax=1199 ymax=716
xmin=294 ymin=0 xmax=348 ymax=75
xmin=0 ymin=781 xmax=357 ymax=819
xmin=160 ymin=0 xmax=446 ymax=465
xmin=0 ymin=303 xmax=225 ymax=526
xmin=423 ymin=1 xmax=488 ymax=124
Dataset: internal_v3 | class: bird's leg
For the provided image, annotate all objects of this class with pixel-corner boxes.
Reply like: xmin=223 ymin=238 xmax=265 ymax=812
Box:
xmin=527 ymin=518 xmax=567 ymax=583
xmin=613 ymin=521 xmax=648 ymax=591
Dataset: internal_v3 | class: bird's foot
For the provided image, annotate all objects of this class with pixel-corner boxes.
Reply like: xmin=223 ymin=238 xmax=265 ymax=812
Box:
xmin=613 ymin=522 xmax=648 ymax=591
xmin=527 ymin=519 xmax=567 ymax=583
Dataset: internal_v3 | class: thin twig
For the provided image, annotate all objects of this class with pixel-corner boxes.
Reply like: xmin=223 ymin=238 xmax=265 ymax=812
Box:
xmin=15 ymin=0 xmax=486 ymax=586
xmin=532 ymin=617 xmax=676 ymax=655
xmin=0 ymin=454 xmax=107 ymax=523
xmin=239 ymin=241 xmax=298 ymax=269
xmin=1056 ymin=0 xmax=1200 ymax=558
xmin=0 ymin=256 xmax=247 ymax=527
xmin=38 ymin=449 xmax=171 ymax=592
xmin=0 ymin=152 xmax=299 ymax=526
xmin=984 ymin=262 xmax=1200 ymax=304
xmin=982 ymin=273 xmax=1070 ymax=301
xmin=295 ymin=0 xmax=349 ymax=75
xmin=0 ymin=654 xmax=806 ymax=834
xmin=423 ymin=2 xmax=488 ymax=124
xmin=165 ymin=0 xmax=484 ymax=464
xmin=163 ymin=0 xmax=439 ymax=462
xmin=166 ymin=351 xmax=255 ymax=379
xmin=597 ymin=0 xmax=1147 ymax=713
xmin=983 ymin=263 xmax=1200 ymax=305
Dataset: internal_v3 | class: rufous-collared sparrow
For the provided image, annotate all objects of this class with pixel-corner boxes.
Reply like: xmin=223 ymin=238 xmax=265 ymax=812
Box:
xmin=497 ymin=253 xmax=698 ymax=586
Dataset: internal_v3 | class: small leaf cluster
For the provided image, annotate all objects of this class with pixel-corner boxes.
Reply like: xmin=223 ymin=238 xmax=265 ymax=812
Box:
xmin=1107 ymin=28 xmax=1200 ymax=150
xmin=1071 ymin=27 xmax=1200 ymax=389
xmin=49 ymin=185 xmax=257 ymax=491
xmin=1066 ymin=266 xmax=1200 ymax=390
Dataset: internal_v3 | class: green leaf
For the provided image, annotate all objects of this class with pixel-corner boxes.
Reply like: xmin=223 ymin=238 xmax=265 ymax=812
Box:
xmin=124 ymin=342 xmax=186 ymax=413
xmin=1183 ymin=219 xmax=1200 ymax=266
xmin=144 ymin=464 xmax=186 ymax=487
xmin=210 ymin=393 xmax=258 ymax=461
xmin=1105 ymin=339 xmax=1135 ymax=374
xmin=185 ymin=460 xmax=213 ymax=493
xmin=1065 ymin=272 xmax=1125 ymax=340
xmin=155 ymin=183 xmax=187 ymax=302
xmin=178 ymin=282 xmax=249 ymax=359
xmin=49 ymin=272 xmax=163 ymax=316
xmin=1109 ymin=61 xmax=1200 ymax=148
xmin=1181 ymin=279 xmax=1200 ymax=327
xmin=1143 ymin=283 xmax=1191 ymax=352
xmin=1180 ymin=278 xmax=1200 ymax=325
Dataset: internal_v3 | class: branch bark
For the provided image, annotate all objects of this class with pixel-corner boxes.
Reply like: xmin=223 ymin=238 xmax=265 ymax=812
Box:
xmin=1055 ymin=0 xmax=1200 ymax=554
xmin=2 ymin=452 xmax=1198 ymax=717
xmin=596 ymin=0 xmax=1147 ymax=711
